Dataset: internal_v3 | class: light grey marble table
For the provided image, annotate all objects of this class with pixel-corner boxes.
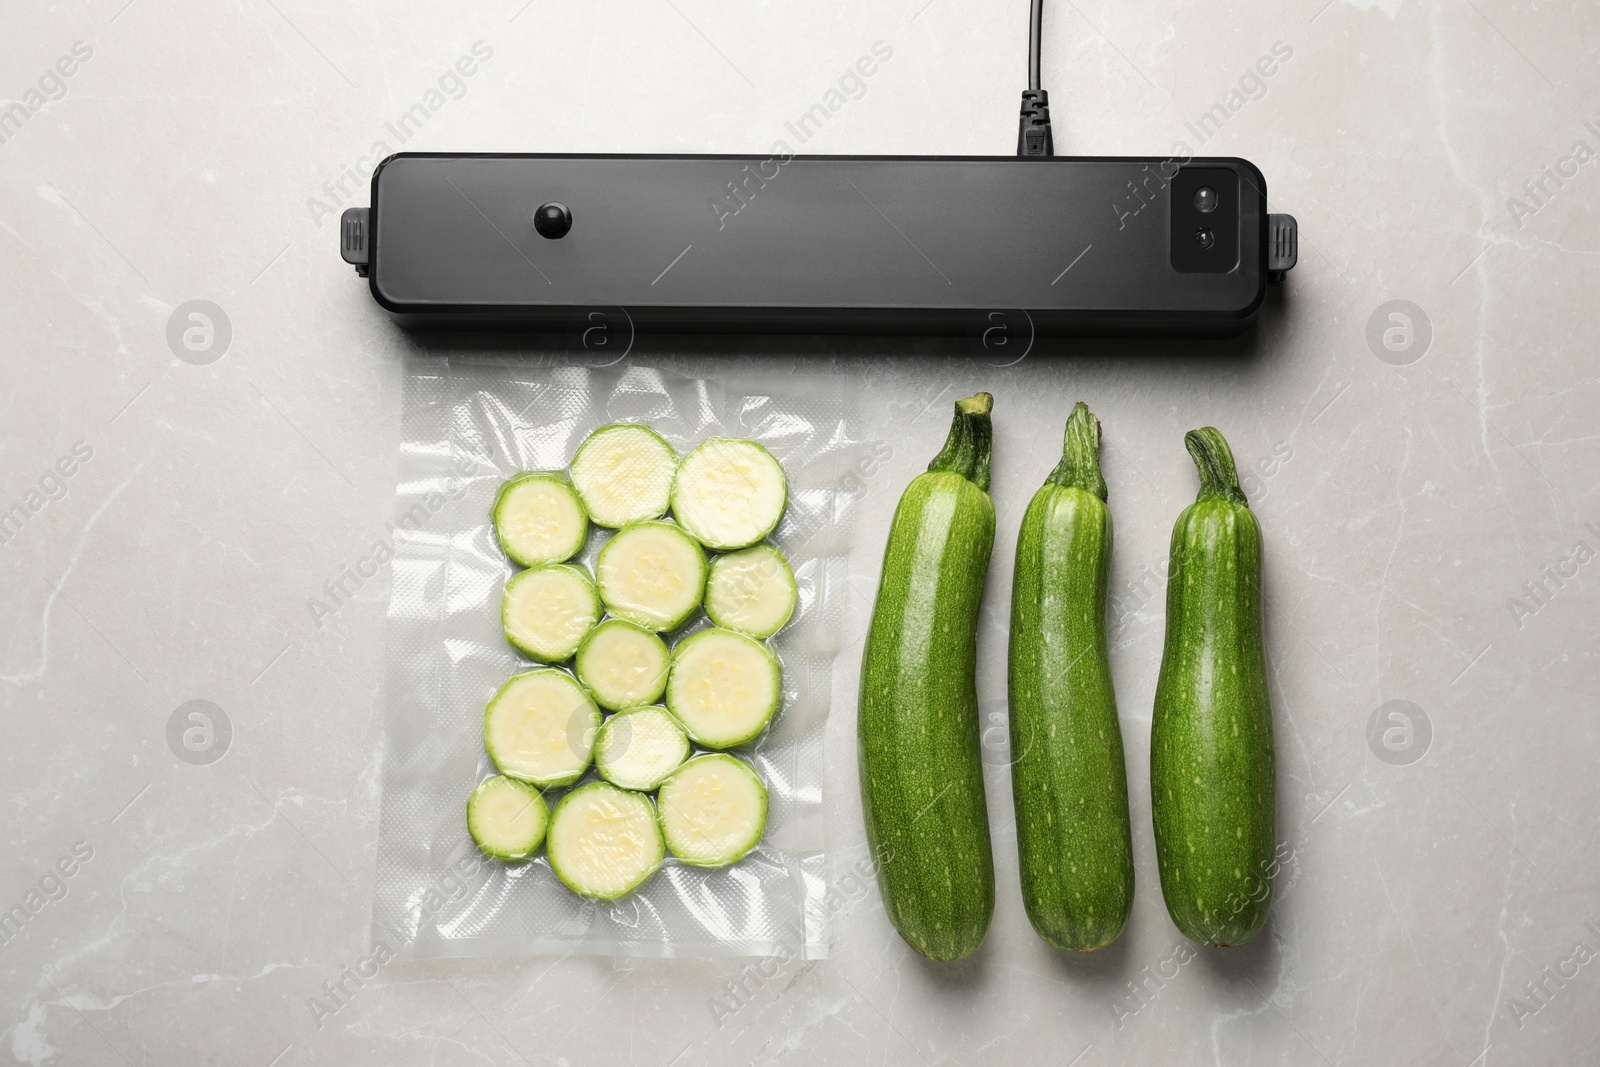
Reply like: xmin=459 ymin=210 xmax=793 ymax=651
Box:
xmin=3 ymin=1 xmax=1597 ymax=1064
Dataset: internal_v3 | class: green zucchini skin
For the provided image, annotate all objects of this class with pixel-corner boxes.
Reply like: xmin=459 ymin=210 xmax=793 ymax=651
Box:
xmin=1008 ymin=403 xmax=1133 ymax=951
xmin=858 ymin=393 xmax=996 ymax=962
xmin=1150 ymin=427 xmax=1276 ymax=947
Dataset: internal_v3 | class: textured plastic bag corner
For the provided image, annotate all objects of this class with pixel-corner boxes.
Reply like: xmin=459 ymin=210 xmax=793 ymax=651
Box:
xmin=371 ymin=358 xmax=862 ymax=959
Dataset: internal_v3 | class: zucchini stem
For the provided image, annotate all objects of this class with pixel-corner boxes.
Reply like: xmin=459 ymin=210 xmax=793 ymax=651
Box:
xmin=928 ymin=392 xmax=994 ymax=492
xmin=1046 ymin=402 xmax=1107 ymax=500
xmin=1184 ymin=426 xmax=1249 ymax=506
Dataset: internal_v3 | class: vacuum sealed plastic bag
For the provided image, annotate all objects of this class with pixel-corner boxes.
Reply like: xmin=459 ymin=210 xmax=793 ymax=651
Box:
xmin=372 ymin=358 xmax=860 ymax=959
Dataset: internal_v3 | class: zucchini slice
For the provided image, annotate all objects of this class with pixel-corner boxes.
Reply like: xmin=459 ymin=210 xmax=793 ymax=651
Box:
xmin=594 ymin=705 xmax=690 ymax=791
xmin=656 ymin=753 xmax=768 ymax=868
xmin=595 ymin=521 xmax=707 ymax=632
xmin=502 ymin=564 xmax=600 ymax=663
xmin=569 ymin=423 xmax=679 ymax=528
xmin=665 ymin=627 xmax=782 ymax=748
xmin=494 ymin=474 xmax=588 ymax=567
xmin=546 ymin=782 xmax=665 ymax=899
xmin=574 ymin=619 xmax=671 ymax=711
xmin=704 ymin=544 xmax=798 ymax=638
xmin=467 ymin=775 xmax=549 ymax=862
xmin=483 ymin=669 xmax=601 ymax=788
xmin=669 ymin=439 xmax=788 ymax=551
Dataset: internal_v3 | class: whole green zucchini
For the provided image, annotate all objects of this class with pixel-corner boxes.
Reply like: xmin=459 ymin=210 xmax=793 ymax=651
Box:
xmin=1150 ymin=427 xmax=1276 ymax=946
xmin=1008 ymin=402 xmax=1134 ymax=951
xmin=858 ymin=392 xmax=996 ymax=961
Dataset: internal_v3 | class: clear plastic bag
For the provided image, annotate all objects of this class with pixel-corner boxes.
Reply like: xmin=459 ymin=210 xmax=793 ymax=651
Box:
xmin=371 ymin=358 xmax=860 ymax=959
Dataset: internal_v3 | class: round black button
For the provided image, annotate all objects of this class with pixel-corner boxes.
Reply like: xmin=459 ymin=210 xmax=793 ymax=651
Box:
xmin=533 ymin=202 xmax=572 ymax=239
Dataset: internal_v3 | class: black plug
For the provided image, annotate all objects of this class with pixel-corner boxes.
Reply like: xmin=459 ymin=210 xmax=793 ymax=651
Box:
xmin=1018 ymin=89 xmax=1053 ymax=157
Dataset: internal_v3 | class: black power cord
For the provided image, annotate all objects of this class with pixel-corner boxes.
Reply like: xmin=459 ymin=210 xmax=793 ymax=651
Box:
xmin=1028 ymin=0 xmax=1043 ymax=90
xmin=1018 ymin=0 xmax=1053 ymax=156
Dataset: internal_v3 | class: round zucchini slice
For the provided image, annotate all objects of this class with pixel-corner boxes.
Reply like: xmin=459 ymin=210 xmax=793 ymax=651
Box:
xmin=467 ymin=775 xmax=549 ymax=862
xmin=494 ymin=474 xmax=588 ymax=567
xmin=569 ymin=423 xmax=679 ymax=528
xmin=704 ymin=544 xmax=798 ymax=638
xmin=670 ymin=438 xmax=788 ymax=551
xmin=595 ymin=521 xmax=707 ymax=632
xmin=483 ymin=669 xmax=601 ymax=788
xmin=546 ymin=782 xmax=665 ymax=899
xmin=595 ymin=705 xmax=690 ymax=791
xmin=574 ymin=619 xmax=671 ymax=711
xmin=502 ymin=564 xmax=600 ymax=662
xmin=665 ymin=627 xmax=782 ymax=748
xmin=656 ymin=754 xmax=768 ymax=867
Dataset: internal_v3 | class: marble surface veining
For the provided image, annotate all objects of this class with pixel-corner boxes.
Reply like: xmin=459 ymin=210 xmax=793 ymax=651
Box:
xmin=2 ymin=0 xmax=1598 ymax=1063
